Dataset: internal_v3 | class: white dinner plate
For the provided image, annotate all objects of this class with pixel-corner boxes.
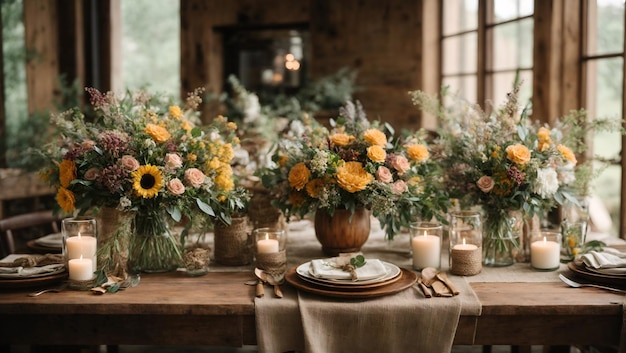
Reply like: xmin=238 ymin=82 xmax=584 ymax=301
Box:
xmin=34 ymin=232 xmax=63 ymax=249
xmin=296 ymin=261 xmax=401 ymax=286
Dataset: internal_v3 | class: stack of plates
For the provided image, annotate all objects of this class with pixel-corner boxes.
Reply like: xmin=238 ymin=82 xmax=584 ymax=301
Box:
xmin=0 ymin=254 xmax=67 ymax=289
xmin=567 ymin=261 xmax=626 ymax=288
xmin=285 ymin=260 xmax=417 ymax=299
xmin=27 ymin=233 xmax=63 ymax=254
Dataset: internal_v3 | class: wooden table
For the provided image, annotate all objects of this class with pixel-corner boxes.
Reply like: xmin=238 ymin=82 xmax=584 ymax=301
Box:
xmin=0 ymin=270 xmax=623 ymax=348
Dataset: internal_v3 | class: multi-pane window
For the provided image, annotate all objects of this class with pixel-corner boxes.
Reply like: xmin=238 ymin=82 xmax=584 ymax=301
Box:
xmin=441 ymin=0 xmax=533 ymax=106
xmin=582 ymin=0 xmax=625 ymax=237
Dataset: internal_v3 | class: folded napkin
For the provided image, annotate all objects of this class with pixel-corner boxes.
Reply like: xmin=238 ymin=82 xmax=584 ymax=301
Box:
xmin=581 ymin=248 xmax=626 ymax=275
xmin=0 ymin=263 xmax=65 ymax=278
xmin=0 ymin=254 xmax=65 ymax=278
xmin=309 ymin=257 xmax=387 ymax=281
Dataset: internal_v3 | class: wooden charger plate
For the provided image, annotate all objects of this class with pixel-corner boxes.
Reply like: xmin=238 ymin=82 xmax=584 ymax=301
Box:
xmin=0 ymin=270 xmax=68 ymax=289
xmin=285 ymin=265 xmax=417 ymax=299
xmin=567 ymin=262 xmax=626 ymax=288
xmin=26 ymin=240 xmax=62 ymax=254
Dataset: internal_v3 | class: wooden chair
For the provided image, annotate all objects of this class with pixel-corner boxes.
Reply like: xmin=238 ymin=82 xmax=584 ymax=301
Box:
xmin=0 ymin=210 xmax=62 ymax=258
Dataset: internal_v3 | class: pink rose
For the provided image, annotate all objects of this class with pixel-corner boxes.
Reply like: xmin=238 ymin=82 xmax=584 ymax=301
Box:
xmin=167 ymin=178 xmax=186 ymax=195
xmin=120 ymin=155 xmax=140 ymax=171
xmin=375 ymin=166 xmax=393 ymax=183
xmin=390 ymin=155 xmax=410 ymax=175
xmin=477 ymin=176 xmax=495 ymax=193
xmin=165 ymin=153 xmax=183 ymax=169
xmin=84 ymin=167 xmax=99 ymax=181
xmin=391 ymin=180 xmax=408 ymax=194
xmin=184 ymin=168 xmax=206 ymax=188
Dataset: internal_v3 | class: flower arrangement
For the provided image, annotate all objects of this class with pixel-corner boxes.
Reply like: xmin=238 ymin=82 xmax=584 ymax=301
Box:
xmin=410 ymin=82 xmax=622 ymax=265
xmin=258 ymin=100 xmax=449 ymax=240
xmin=37 ymin=87 xmax=249 ymax=272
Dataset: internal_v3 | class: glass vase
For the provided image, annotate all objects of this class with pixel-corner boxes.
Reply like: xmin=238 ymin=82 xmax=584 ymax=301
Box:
xmin=129 ymin=210 xmax=182 ymax=273
xmin=483 ymin=210 xmax=522 ymax=267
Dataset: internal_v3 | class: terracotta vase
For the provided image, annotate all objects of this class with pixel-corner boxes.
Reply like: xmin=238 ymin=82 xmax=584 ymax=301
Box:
xmin=314 ymin=207 xmax=371 ymax=256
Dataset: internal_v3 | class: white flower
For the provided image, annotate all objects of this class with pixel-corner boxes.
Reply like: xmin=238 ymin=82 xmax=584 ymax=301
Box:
xmin=532 ymin=167 xmax=560 ymax=198
xmin=243 ymin=94 xmax=262 ymax=124
xmin=558 ymin=163 xmax=576 ymax=185
xmin=118 ymin=196 xmax=132 ymax=209
xmin=310 ymin=150 xmax=329 ymax=174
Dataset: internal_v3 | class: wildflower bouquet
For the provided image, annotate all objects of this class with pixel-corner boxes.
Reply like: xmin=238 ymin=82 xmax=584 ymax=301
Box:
xmin=38 ymin=87 xmax=249 ymax=272
xmin=258 ymin=100 xmax=449 ymax=240
xmin=410 ymin=83 xmax=620 ymax=265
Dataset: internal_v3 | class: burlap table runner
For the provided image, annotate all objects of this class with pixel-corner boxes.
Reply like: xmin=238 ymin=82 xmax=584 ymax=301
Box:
xmin=255 ymin=219 xmax=482 ymax=353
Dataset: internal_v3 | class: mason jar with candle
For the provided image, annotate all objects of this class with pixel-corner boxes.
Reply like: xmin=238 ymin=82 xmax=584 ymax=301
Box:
xmin=410 ymin=222 xmax=442 ymax=270
xmin=253 ymin=228 xmax=287 ymax=274
xmin=449 ymin=211 xmax=482 ymax=276
xmin=530 ymin=230 xmax=561 ymax=271
xmin=62 ymin=216 xmax=97 ymax=288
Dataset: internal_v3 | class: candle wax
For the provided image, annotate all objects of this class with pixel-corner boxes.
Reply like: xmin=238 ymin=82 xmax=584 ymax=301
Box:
xmin=411 ymin=234 xmax=441 ymax=269
xmin=69 ymin=257 xmax=94 ymax=281
xmin=65 ymin=234 xmax=97 ymax=272
xmin=257 ymin=238 xmax=280 ymax=254
xmin=530 ymin=237 xmax=560 ymax=270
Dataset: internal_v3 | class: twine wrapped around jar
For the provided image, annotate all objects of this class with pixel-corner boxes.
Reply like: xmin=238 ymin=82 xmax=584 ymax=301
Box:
xmin=450 ymin=248 xmax=482 ymax=276
xmin=255 ymin=249 xmax=287 ymax=275
xmin=214 ymin=216 xmax=253 ymax=266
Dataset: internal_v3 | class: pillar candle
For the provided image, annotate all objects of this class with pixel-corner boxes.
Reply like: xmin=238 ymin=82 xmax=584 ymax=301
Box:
xmin=531 ymin=237 xmax=560 ymax=270
xmin=411 ymin=232 xmax=441 ymax=269
xmin=65 ymin=233 xmax=97 ymax=272
xmin=68 ymin=256 xmax=94 ymax=281
xmin=257 ymin=235 xmax=280 ymax=254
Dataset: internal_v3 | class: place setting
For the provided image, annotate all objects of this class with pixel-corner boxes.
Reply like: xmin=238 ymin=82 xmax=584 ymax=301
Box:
xmin=285 ymin=252 xmax=417 ymax=299
xmin=26 ymin=232 xmax=63 ymax=254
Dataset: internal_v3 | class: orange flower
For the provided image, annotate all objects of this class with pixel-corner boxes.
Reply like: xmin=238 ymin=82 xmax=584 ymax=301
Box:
xmin=537 ymin=127 xmax=552 ymax=152
xmin=557 ymin=144 xmax=577 ymax=165
xmin=336 ymin=161 xmax=373 ymax=193
xmin=306 ymin=178 xmax=325 ymax=198
xmin=56 ymin=187 xmax=75 ymax=213
xmin=145 ymin=123 xmax=171 ymax=143
xmin=169 ymin=105 xmax=183 ymax=119
xmin=59 ymin=159 xmax=77 ymax=188
xmin=330 ymin=133 xmax=354 ymax=147
xmin=405 ymin=144 xmax=430 ymax=162
xmin=288 ymin=162 xmax=311 ymax=191
xmin=505 ymin=144 xmax=531 ymax=165
xmin=363 ymin=129 xmax=387 ymax=146
xmin=367 ymin=145 xmax=386 ymax=163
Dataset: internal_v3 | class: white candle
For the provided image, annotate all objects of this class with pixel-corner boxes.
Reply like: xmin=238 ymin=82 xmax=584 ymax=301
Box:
xmin=411 ymin=231 xmax=441 ymax=269
xmin=452 ymin=238 xmax=478 ymax=251
xmin=65 ymin=232 xmax=97 ymax=272
xmin=257 ymin=235 xmax=279 ymax=254
xmin=531 ymin=237 xmax=560 ymax=270
xmin=68 ymin=256 xmax=94 ymax=281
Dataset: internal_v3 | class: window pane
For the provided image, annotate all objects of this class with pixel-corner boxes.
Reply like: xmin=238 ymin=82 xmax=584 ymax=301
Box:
xmin=492 ymin=0 xmax=534 ymax=23
xmin=442 ymin=32 xmax=477 ymax=75
xmin=586 ymin=57 xmax=623 ymax=235
xmin=586 ymin=0 xmax=624 ymax=56
xmin=122 ymin=0 xmax=180 ymax=96
xmin=442 ymin=75 xmax=477 ymax=103
xmin=442 ymin=0 xmax=478 ymax=35
xmin=490 ymin=18 xmax=533 ymax=71
xmin=489 ymin=70 xmax=532 ymax=108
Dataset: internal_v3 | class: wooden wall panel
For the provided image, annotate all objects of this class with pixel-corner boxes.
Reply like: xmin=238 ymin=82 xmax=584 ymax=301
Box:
xmin=24 ymin=0 xmax=59 ymax=115
xmin=180 ymin=0 xmax=429 ymax=129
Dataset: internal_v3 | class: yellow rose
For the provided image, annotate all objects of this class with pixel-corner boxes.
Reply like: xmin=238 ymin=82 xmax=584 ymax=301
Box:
xmin=330 ymin=133 xmax=354 ymax=147
xmin=557 ymin=144 xmax=577 ymax=165
xmin=288 ymin=162 xmax=311 ymax=191
xmin=363 ymin=129 xmax=387 ymax=146
xmin=367 ymin=145 xmax=387 ymax=163
xmin=306 ymin=178 xmax=325 ymax=198
xmin=59 ymin=159 xmax=76 ymax=188
xmin=505 ymin=144 xmax=531 ymax=165
xmin=227 ymin=122 xmax=237 ymax=130
xmin=336 ymin=161 xmax=373 ymax=193
xmin=169 ymin=105 xmax=183 ymax=119
xmin=145 ymin=123 xmax=171 ymax=143
xmin=405 ymin=144 xmax=429 ymax=162
xmin=537 ymin=127 xmax=552 ymax=152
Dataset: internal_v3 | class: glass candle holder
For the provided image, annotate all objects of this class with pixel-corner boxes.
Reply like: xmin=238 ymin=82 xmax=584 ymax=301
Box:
xmin=449 ymin=211 xmax=482 ymax=276
xmin=410 ymin=222 xmax=442 ymax=270
xmin=62 ymin=217 xmax=97 ymax=276
xmin=253 ymin=228 xmax=287 ymax=273
xmin=530 ymin=230 xmax=562 ymax=271
xmin=560 ymin=220 xmax=588 ymax=263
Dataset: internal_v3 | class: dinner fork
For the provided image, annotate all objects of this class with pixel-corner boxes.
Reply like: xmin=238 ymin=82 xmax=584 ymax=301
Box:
xmin=28 ymin=284 xmax=67 ymax=297
xmin=558 ymin=274 xmax=626 ymax=294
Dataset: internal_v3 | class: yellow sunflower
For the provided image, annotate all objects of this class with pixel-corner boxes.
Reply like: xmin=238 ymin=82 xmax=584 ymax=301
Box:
xmin=59 ymin=159 xmax=77 ymax=188
xmin=132 ymin=164 xmax=163 ymax=198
